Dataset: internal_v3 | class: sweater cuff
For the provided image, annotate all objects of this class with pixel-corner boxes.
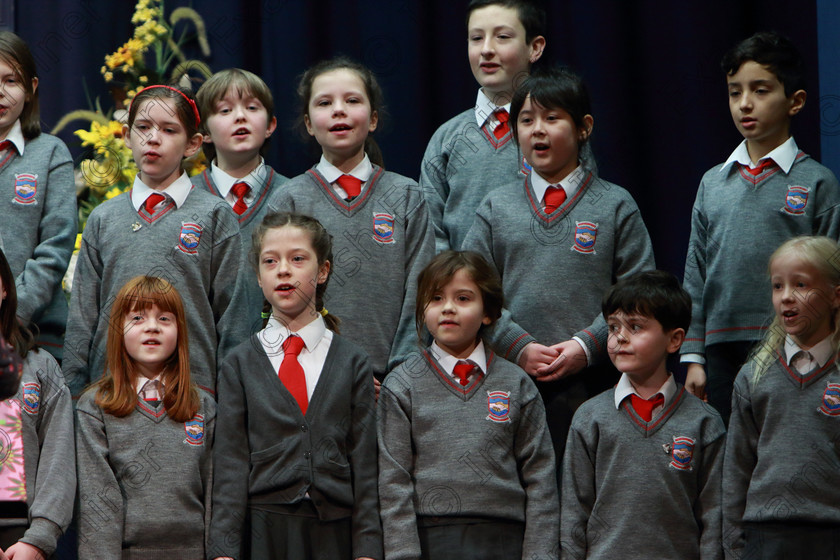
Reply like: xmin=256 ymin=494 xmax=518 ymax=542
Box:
xmin=573 ymin=327 xmax=606 ymax=363
xmin=680 ymin=339 xmax=706 ymax=355
xmin=21 ymin=517 xmax=61 ymax=556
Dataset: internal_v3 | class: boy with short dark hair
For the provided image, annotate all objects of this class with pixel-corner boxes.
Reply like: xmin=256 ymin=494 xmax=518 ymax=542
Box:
xmin=561 ymin=270 xmax=725 ymax=560
xmin=193 ymin=68 xmax=288 ymax=334
xmin=419 ymin=0 xmax=546 ymax=252
xmin=682 ymin=31 xmax=840 ymax=425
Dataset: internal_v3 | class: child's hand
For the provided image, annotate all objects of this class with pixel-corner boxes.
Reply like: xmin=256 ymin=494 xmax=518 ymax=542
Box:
xmin=685 ymin=363 xmax=707 ymax=400
xmin=518 ymin=342 xmax=560 ymax=375
xmin=535 ymin=340 xmax=587 ymax=382
xmin=5 ymin=542 xmax=45 ymax=560
xmin=373 ymin=376 xmax=381 ymax=401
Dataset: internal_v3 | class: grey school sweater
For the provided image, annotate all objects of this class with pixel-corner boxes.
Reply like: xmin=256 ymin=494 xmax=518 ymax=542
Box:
xmin=682 ymin=153 xmax=840 ymax=355
xmin=0 ymin=133 xmax=76 ymax=360
xmin=62 ymin=188 xmax=245 ymax=395
xmin=209 ymin=333 xmax=382 ymax=560
xmin=76 ymin=387 xmax=215 ymax=560
xmin=722 ymin=355 xmax=840 ymax=558
xmin=463 ymin=171 xmax=655 ymax=361
xmin=191 ymin=165 xmax=288 ymax=335
xmin=378 ymin=349 xmax=559 ymax=560
xmin=419 ymin=107 xmax=526 ymax=252
xmin=0 ymin=349 xmax=75 ymax=556
xmin=561 ymin=385 xmax=725 ymax=560
xmin=266 ymin=165 xmax=435 ymax=376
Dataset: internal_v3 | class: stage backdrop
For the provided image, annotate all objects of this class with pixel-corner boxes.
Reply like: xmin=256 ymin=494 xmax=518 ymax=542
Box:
xmin=17 ymin=0 xmax=835 ymax=278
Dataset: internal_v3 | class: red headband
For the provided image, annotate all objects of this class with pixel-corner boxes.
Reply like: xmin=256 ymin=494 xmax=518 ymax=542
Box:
xmin=129 ymin=85 xmax=201 ymax=127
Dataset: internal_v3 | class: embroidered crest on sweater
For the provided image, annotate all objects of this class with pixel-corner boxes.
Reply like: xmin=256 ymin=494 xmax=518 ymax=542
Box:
xmin=13 ymin=173 xmax=37 ymax=205
xmin=22 ymin=382 xmax=40 ymax=414
xmin=373 ymin=212 xmax=395 ymax=244
xmin=572 ymin=221 xmax=598 ymax=254
xmin=818 ymin=383 xmax=840 ymax=416
xmin=520 ymin=156 xmax=531 ymax=175
xmin=486 ymin=391 xmax=511 ymax=423
xmin=178 ymin=222 xmax=202 ymax=254
xmin=664 ymin=436 xmax=695 ymax=471
xmin=783 ymin=185 xmax=809 ymax=215
xmin=184 ymin=414 xmax=205 ymax=445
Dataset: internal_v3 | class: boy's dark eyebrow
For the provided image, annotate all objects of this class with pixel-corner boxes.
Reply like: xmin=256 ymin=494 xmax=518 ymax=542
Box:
xmin=727 ymin=78 xmax=776 ymax=87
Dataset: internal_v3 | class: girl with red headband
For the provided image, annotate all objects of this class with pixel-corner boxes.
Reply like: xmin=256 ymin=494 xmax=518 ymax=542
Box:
xmin=63 ymin=84 xmax=247 ymax=398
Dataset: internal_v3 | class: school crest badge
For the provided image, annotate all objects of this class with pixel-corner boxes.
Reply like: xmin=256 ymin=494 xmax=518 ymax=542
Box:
xmin=818 ymin=383 xmax=840 ymax=416
xmin=572 ymin=221 xmax=598 ymax=254
xmin=22 ymin=383 xmax=40 ymax=414
xmin=13 ymin=173 xmax=37 ymax=205
xmin=373 ymin=213 xmax=395 ymax=244
xmin=486 ymin=391 xmax=511 ymax=423
xmin=668 ymin=436 xmax=696 ymax=471
xmin=184 ymin=414 xmax=204 ymax=445
xmin=178 ymin=222 xmax=202 ymax=254
xmin=783 ymin=185 xmax=809 ymax=215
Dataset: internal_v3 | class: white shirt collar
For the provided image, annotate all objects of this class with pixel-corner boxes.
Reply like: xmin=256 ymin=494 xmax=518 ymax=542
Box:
xmin=134 ymin=374 xmax=163 ymax=397
xmin=2 ymin=120 xmax=25 ymax=155
xmin=258 ymin=314 xmax=328 ymax=354
xmin=430 ymin=340 xmax=488 ymax=377
xmin=209 ymin=157 xmax=267 ymax=198
xmin=316 ymin=153 xmax=373 ymax=184
xmin=130 ymin=172 xmax=193 ymax=211
xmin=530 ymin=165 xmax=587 ymax=204
xmin=613 ymin=372 xmax=677 ymax=410
xmin=474 ymin=89 xmax=511 ymax=128
xmin=783 ymin=334 xmax=834 ymax=368
xmin=722 ymin=137 xmax=798 ymax=174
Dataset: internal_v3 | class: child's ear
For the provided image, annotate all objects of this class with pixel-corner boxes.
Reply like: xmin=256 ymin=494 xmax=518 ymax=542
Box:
xmin=579 ymin=114 xmax=594 ymax=142
xmin=368 ymin=110 xmax=379 ymax=134
xmin=666 ymin=328 xmax=686 ymax=354
xmin=482 ymin=315 xmax=492 ymax=326
xmin=528 ymin=35 xmax=546 ymax=65
xmin=184 ymin=133 xmax=203 ymax=158
xmin=304 ymin=113 xmax=314 ymax=137
xmin=317 ymin=260 xmax=331 ymax=285
xmin=788 ymin=89 xmax=806 ymax=116
xmin=202 ymin=133 xmax=213 ymax=145
xmin=28 ymin=76 xmax=38 ymax=101
xmin=122 ymin=125 xmax=132 ymax=149
xmin=265 ymin=115 xmax=278 ymax=138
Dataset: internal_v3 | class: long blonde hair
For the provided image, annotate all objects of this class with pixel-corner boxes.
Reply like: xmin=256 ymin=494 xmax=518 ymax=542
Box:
xmin=750 ymin=236 xmax=840 ymax=384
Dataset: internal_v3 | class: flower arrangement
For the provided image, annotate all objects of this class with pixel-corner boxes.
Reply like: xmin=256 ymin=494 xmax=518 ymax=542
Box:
xmin=52 ymin=0 xmax=212 ymax=233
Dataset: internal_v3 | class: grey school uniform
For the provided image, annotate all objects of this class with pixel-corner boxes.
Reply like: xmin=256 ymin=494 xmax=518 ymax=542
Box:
xmin=0 ymin=349 xmax=75 ymax=556
xmin=209 ymin=333 xmax=381 ymax=560
xmin=62 ymin=187 xmax=245 ymax=395
xmin=562 ymin=385 xmax=725 ymax=560
xmin=463 ymin=170 xmax=655 ymax=362
xmin=191 ymin=165 xmax=288 ymax=335
xmin=378 ymin=349 xmax=559 ymax=560
xmin=0 ymin=133 xmax=76 ymax=360
xmin=723 ymin=355 xmax=840 ymax=558
xmin=682 ymin=151 xmax=840 ymax=357
xmin=75 ymin=387 xmax=215 ymax=559
xmin=419 ymin=107 xmax=526 ymax=252
xmin=266 ymin=165 xmax=435 ymax=376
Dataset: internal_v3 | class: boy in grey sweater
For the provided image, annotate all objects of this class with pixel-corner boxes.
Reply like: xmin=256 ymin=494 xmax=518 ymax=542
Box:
xmin=562 ymin=271 xmax=725 ymax=560
xmin=682 ymin=32 xmax=840 ymax=425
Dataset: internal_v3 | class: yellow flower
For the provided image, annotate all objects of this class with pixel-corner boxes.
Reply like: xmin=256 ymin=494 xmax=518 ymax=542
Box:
xmin=139 ymin=75 xmax=148 ymax=83
xmin=105 ymin=186 xmax=123 ymax=199
xmin=103 ymin=71 xmax=113 ymax=82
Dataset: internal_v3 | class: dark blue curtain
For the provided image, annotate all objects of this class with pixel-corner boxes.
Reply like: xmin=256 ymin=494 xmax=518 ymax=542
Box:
xmin=19 ymin=0 xmax=821 ymax=277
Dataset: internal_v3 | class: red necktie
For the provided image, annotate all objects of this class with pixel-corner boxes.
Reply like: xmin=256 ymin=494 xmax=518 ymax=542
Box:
xmin=336 ymin=174 xmax=362 ymax=199
xmin=493 ymin=109 xmax=510 ymax=139
xmin=279 ymin=336 xmax=308 ymax=413
xmin=630 ymin=393 xmax=665 ymax=422
xmin=744 ymin=159 xmax=774 ymax=176
xmin=453 ymin=360 xmax=476 ymax=387
xmin=0 ymin=140 xmax=12 ymax=152
xmin=144 ymin=193 xmax=166 ymax=214
xmin=231 ymin=182 xmax=250 ymax=215
xmin=544 ymin=186 xmax=567 ymax=213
